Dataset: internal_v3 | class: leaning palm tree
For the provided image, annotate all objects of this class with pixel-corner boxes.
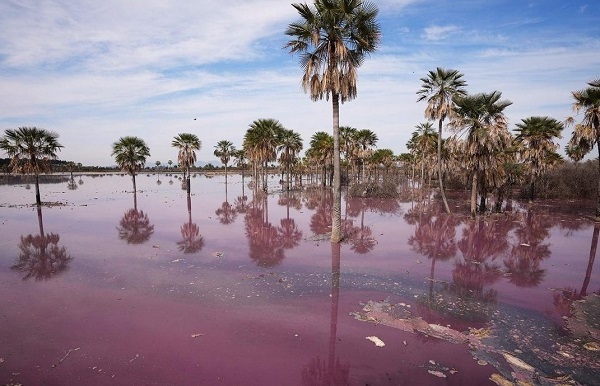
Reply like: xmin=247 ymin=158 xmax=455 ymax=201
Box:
xmin=566 ymin=79 xmax=600 ymax=218
xmin=417 ymin=68 xmax=468 ymax=214
xmin=285 ymin=0 xmax=381 ymax=243
xmin=213 ymin=140 xmax=236 ymax=183
xmin=172 ymin=133 xmax=201 ymax=194
xmin=0 ymin=127 xmax=64 ymax=206
xmin=278 ymin=129 xmax=303 ymax=190
xmin=514 ymin=116 xmax=563 ymax=201
xmin=111 ymin=136 xmax=150 ymax=193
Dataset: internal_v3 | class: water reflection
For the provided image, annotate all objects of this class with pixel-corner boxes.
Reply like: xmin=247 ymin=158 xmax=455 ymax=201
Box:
xmin=116 ymin=191 xmax=154 ymax=244
xmin=67 ymin=176 xmax=78 ymax=190
xmin=177 ymin=194 xmax=204 ymax=253
xmin=302 ymin=243 xmax=350 ymax=385
xmin=244 ymin=188 xmax=302 ymax=267
xmin=504 ymin=209 xmax=552 ymax=287
xmin=215 ymin=186 xmax=237 ymax=225
xmin=12 ymin=206 xmax=72 ymax=281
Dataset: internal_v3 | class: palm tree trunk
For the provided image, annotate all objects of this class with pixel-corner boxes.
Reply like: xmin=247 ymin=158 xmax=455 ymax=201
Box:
xmin=596 ymin=145 xmax=600 ymax=219
xmin=132 ymin=173 xmax=137 ymax=193
xmin=328 ymin=242 xmax=341 ymax=376
xmin=331 ymin=93 xmax=342 ymax=243
xmin=437 ymin=119 xmax=451 ymax=214
xmin=580 ymin=223 xmax=599 ymax=297
xmin=470 ymin=173 xmax=477 ymax=217
xmin=34 ymin=174 xmax=41 ymax=206
xmin=36 ymin=205 xmax=45 ymax=236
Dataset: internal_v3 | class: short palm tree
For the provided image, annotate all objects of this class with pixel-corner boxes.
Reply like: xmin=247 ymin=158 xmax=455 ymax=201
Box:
xmin=0 ymin=127 xmax=64 ymax=206
xmin=307 ymin=131 xmax=334 ymax=186
xmin=172 ymin=133 xmax=201 ymax=194
xmin=417 ymin=68 xmax=468 ymax=214
xmin=354 ymin=129 xmax=378 ymax=182
xmin=278 ymin=129 xmax=303 ymax=190
xmin=214 ymin=140 xmax=236 ymax=183
xmin=451 ymin=92 xmax=513 ymax=216
xmin=243 ymin=118 xmax=284 ymax=192
xmin=514 ymin=116 xmax=563 ymax=201
xmin=566 ymin=79 xmax=600 ymax=218
xmin=285 ymin=0 xmax=381 ymax=243
xmin=111 ymin=136 xmax=150 ymax=193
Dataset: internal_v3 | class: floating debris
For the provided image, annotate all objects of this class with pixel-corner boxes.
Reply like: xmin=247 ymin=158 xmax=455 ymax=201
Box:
xmin=365 ymin=336 xmax=385 ymax=347
xmin=427 ymin=370 xmax=446 ymax=378
xmin=191 ymin=333 xmax=204 ymax=338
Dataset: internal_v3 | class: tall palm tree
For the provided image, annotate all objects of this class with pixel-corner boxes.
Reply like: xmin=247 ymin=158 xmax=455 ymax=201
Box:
xmin=243 ymin=118 xmax=284 ymax=192
xmin=285 ymin=0 xmax=381 ymax=243
xmin=566 ymin=79 xmax=600 ymax=218
xmin=450 ymin=92 xmax=512 ymax=216
xmin=514 ymin=116 xmax=563 ymax=201
xmin=172 ymin=133 xmax=201 ymax=194
xmin=214 ymin=140 xmax=236 ymax=183
xmin=0 ymin=127 xmax=64 ymax=206
xmin=417 ymin=68 xmax=468 ymax=214
xmin=278 ymin=129 xmax=303 ymax=190
xmin=111 ymin=136 xmax=150 ymax=193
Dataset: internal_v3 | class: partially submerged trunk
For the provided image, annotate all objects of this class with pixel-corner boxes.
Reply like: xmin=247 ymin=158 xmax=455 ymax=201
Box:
xmin=331 ymin=93 xmax=342 ymax=243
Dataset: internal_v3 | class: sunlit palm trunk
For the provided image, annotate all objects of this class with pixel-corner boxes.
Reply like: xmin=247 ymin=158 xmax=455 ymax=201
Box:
xmin=331 ymin=93 xmax=342 ymax=243
xmin=437 ymin=118 xmax=451 ymax=214
xmin=470 ymin=173 xmax=477 ymax=217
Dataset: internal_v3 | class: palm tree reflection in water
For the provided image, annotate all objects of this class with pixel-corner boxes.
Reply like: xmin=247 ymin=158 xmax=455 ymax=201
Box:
xmin=117 ymin=191 xmax=154 ymax=244
xmin=302 ymin=243 xmax=349 ymax=385
xmin=177 ymin=194 xmax=204 ymax=254
xmin=12 ymin=205 xmax=72 ymax=281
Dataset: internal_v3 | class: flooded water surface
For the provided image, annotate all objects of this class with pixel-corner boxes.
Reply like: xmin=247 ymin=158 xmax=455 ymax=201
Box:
xmin=0 ymin=173 xmax=598 ymax=385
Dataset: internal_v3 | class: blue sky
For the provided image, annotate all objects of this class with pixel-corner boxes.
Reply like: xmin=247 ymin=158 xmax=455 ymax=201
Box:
xmin=0 ymin=0 xmax=598 ymax=166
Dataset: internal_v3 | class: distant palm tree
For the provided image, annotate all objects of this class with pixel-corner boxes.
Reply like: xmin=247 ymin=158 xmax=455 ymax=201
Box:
xmin=566 ymin=79 xmax=600 ymax=218
xmin=111 ymin=136 xmax=150 ymax=193
xmin=451 ymin=92 xmax=513 ymax=216
xmin=0 ymin=127 xmax=64 ymax=206
xmin=407 ymin=122 xmax=437 ymax=190
xmin=285 ymin=0 xmax=381 ymax=243
xmin=243 ymin=118 xmax=284 ymax=192
xmin=307 ymin=131 xmax=334 ymax=186
xmin=417 ymin=68 xmax=468 ymax=214
xmin=214 ymin=140 xmax=236 ymax=183
xmin=278 ymin=129 xmax=303 ymax=190
xmin=172 ymin=133 xmax=201 ymax=194
xmin=354 ymin=129 xmax=378 ymax=182
xmin=514 ymin=116 xmax=563 ymax=201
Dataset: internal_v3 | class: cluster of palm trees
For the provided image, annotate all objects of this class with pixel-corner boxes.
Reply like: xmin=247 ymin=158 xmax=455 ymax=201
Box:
xmin=412 ymin=67 xmax=571 ymax=216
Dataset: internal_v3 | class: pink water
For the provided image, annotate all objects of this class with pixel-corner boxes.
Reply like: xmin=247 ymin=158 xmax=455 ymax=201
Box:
xmin=0 ymin=173 xmax=598 ymax=385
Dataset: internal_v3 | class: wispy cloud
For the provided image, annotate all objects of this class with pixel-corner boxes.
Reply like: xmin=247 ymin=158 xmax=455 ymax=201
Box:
xmin=421 ymin=25 xmax=460 ymax=41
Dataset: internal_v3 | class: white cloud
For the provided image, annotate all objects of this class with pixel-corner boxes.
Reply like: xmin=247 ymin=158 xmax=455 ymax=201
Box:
xmin=421 ymin=25 xmax=460 ymax=41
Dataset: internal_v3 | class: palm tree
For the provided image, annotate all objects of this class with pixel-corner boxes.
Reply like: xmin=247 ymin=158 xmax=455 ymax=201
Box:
xmin=354 ymin=129 xmax=378 ymax=182
xmin=278 ymin=129 xmax=303 ymax=190
xmin=285 ymin=0 xmax=381 ymax=243
xmin=111 ymin=136 xmax=150 ymax=193
xmin=417 ymin=68 xmax=468 ymax=214
xmin=243 ymin=118 xmax=284 ymax=192
xmin=213 ymin=140 xmax=236 ymax=183
xmin=450 ymin=92 xmax=512 ymax=216
xmin=307 ymin=131 xmax=334 ymax=186
xmin=566 ymin=79 xmax=600 ymax=218
xmin=514 ymin=116 xmax=563 ymax=201
xmin=0 ymin=127 xmax=64 ymax=206
xmin=172 ymin=133 xmax=201 ymax=194
xmin=407 ymin=122 xmax=437 ymax=192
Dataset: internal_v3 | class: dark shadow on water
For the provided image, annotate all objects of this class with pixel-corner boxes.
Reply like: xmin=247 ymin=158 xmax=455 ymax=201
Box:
xmin=12 ymin=205 xmax=72 ymax=281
